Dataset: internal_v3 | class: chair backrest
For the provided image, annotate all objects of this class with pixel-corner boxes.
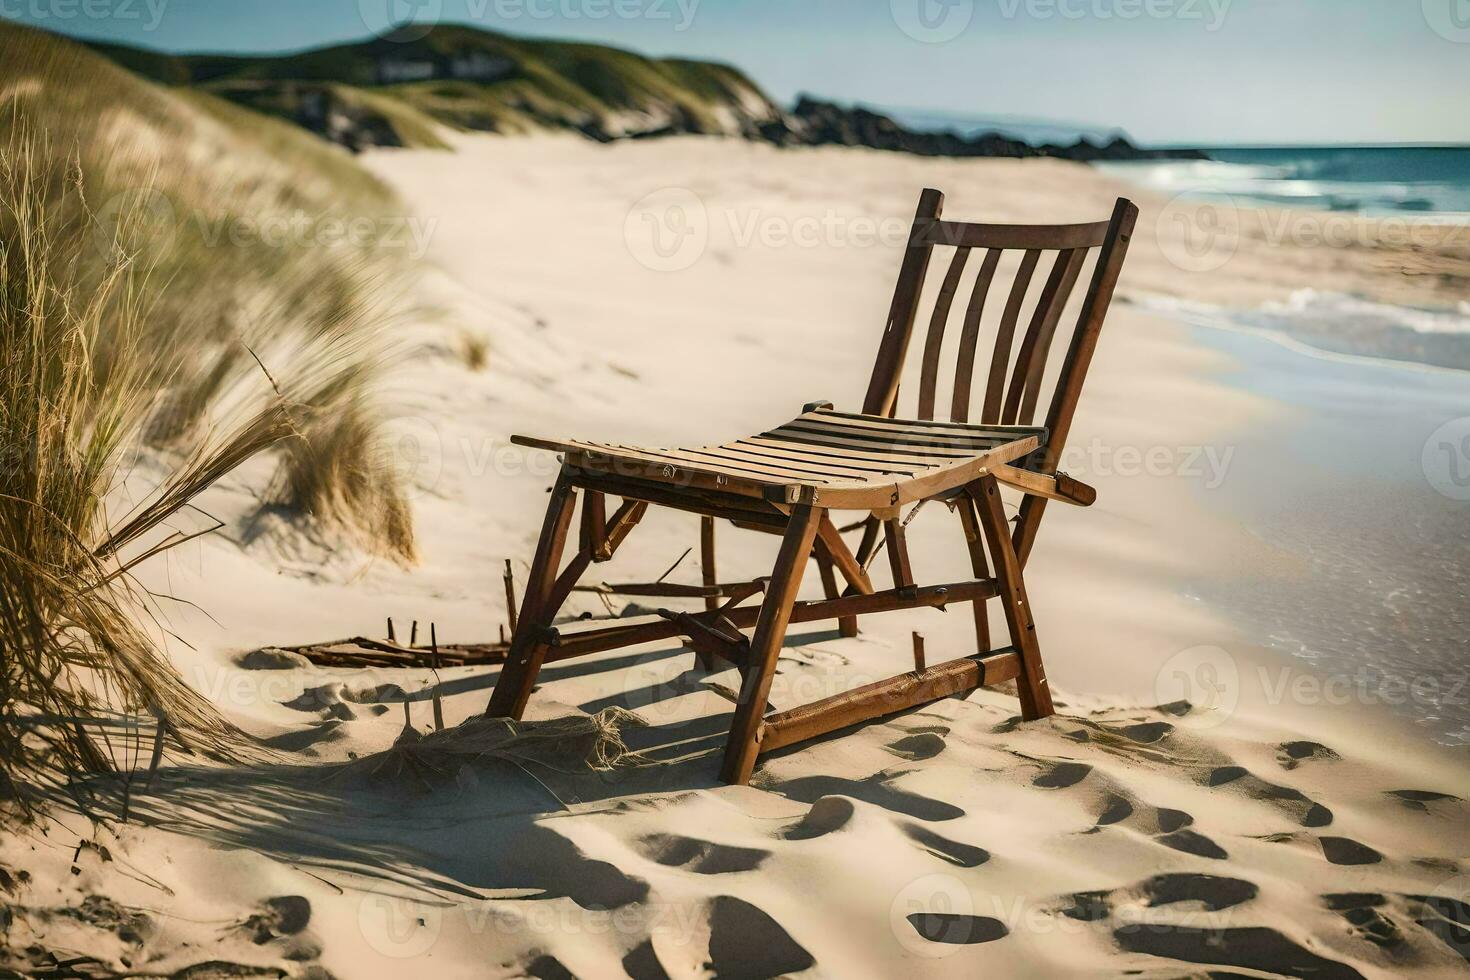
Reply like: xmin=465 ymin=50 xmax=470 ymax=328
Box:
xmin=863 ymin=189 xmax=1138 ymax=482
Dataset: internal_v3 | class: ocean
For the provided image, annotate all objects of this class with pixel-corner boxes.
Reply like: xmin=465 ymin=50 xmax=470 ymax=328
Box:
xmin=1098 ymin=145 xmax=1470 ymax=217
xmin=1101 ymin=146 xmax=1470 ymax=374
xmin=1107 ymin=146 xmax=1470 ymax=748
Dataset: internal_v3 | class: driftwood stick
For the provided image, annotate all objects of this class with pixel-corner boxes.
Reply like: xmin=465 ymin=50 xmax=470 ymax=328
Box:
xmin=912 ymin=632 xmax=926 ymax=673
xmin=657 ymin=547 xmax=693 ymax=584
xmin=430 ymin=623 xmax=445 ymax=732
xmin=387 ymin=618 xmax=397 ymax=643
xmin=503 ymin=559 xmax=519 ymax=632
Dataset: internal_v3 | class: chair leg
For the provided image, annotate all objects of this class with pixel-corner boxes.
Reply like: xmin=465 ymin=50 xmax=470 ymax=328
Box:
xmin=972 ymin=475 xmax=1054 ymax=720
xmin=956 ymin=496 xmax=992 ymax=652
xmin=696 ymin=516 xmax=719 ymax=669
xmin=813 ymin=544 xmax=856 ymax=638
xmin=485 ymin=470 xmax=580 ymax=720
xmin=884 ymin=518 xmax=914 ymax=589
xmin=816 ymin=514 xmax=869 ymax=636
xmin=720 ymin=503 xmax=822 ymax=785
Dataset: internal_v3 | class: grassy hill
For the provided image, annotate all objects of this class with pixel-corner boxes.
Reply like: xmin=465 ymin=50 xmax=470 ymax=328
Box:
xmin=82 ymin=25 xmax=784 ymax=151
xmin=0 ymin=21 xmax=417 ymax=557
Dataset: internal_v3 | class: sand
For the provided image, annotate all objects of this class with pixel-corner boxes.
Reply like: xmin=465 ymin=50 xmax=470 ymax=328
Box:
xmin=4 ymin=135 xmax=1468 ymax=979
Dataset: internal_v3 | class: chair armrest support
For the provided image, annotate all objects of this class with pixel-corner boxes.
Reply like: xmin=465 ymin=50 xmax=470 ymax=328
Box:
xmin=991 ymin=464 xmax=1096 ymax=507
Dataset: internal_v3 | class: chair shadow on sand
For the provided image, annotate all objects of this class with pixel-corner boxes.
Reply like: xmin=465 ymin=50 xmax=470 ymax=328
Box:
xmin=60 ymin=634 xmax=840 ymax=907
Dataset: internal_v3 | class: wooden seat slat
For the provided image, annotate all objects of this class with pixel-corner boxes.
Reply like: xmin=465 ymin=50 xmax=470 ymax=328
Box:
xmin=736 ymin=436 xmax=967 ymax=468
xmin=696 ymin=444 xmax=918 ymax=479
xmin=710 ymin=443 xmax=925 ymax=477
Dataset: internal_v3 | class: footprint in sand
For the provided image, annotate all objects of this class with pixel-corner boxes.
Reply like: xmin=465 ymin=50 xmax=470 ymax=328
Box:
xmin=1066 ymin=718 xmax=1173 ymax=750
xmin=261 ymin=720 xmax=347 ymax=754
xmin=883 ymin=732 xmax=947 ymax=762
xmin=906 ymin=913 xmax=1008 ymax=945
xmin=1113 ymin=925 xmax=1366 ymax=979
xmin=1323 ymin=893 xmax=1404 ymax=950
xmin=1277 ymin=740 xmax=1340 ymax=770
xmin=1321 ymin=836 xmax=1384 ymax=866
xmin=1205 ymin=765 xmax=1334 ymax=828
xmin=1033 ymin=761 xmax=1092 ymax=789
xmin=705 ymin=896 xmax=815 ymax=978
xmin=1388 ymin=789 xmax=1465 ymax=814
xmin=1094 ymin=794 xmax=1134 ymax=827
xmin=1064 ymin=872 xmax=1259 ymax=921
xmin=240 ymin=894 xmax=312 ymax=944
xmin=1119 ymin=721 xmax=1174 ymax=744
xmin=1088 ymin=793 xmax=1194 ymax=838
xmin=1060 ymin=877 xmax=1368 ymax=980
xmin=776 ymin=776 xmax=964 ymax=822
xmin=1157 ymin=829 xmax=1229 ymax=860
xmin=636 ymin=834 xmax=769 ymax=875
xmin=901 ymin=823 xmax=990 ymax=868
xmin=523 ymin=954 xmax=575 ymax=980
xmin=782 ymin=796 xmax=856 ymax=840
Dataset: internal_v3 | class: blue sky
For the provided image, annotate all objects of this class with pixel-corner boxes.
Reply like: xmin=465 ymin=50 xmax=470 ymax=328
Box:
xmin=6 ymin=0 xmax=1468 ymax=144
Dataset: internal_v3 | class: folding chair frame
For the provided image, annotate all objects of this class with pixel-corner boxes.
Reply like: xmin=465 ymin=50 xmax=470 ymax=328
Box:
xmin=486 ymin=190 xmax=1138 ymax=784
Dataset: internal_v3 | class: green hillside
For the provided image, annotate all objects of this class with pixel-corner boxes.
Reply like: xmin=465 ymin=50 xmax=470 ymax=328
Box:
xmin=82 ymin=25 xmax=783 ymax=151
xmin=0 ymin=21 xmax=418 ymax=558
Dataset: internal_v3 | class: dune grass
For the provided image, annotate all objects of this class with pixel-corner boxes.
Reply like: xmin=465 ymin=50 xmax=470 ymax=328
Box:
xmin=0 ymin=25 xmax=429 ymax=814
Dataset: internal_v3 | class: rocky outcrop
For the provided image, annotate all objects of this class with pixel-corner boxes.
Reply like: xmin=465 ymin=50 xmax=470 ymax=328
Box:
xmin=767 ymin=96 xmax=1206 ymax=162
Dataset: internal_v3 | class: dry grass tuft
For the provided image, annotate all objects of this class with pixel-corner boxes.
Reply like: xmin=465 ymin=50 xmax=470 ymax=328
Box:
xmin=270 ymin=387 xmax=417 ymax=563
xmin=0 ymin=26 xmax=433 ymax=814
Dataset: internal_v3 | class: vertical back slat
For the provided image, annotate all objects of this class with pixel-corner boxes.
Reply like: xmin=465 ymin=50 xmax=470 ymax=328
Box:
xmin=863 ymin=189 xmax=944 ymax=417
xmin=980 ymin=249 xmax=1041 ymax=424
xmin=949 ymin=248 xmax=1003 ymax=423
xmin=1008 ymin=247 xmax=1089 ymax=425
xmin=1013 ymin=198 xmax=1139 ymax=567
xmin=916 ymin=246 xmax=971 ymax=420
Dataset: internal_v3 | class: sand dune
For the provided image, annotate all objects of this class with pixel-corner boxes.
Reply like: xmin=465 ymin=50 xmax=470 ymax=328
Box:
xmin=5 ymin=136 xmax=1468 ymax=978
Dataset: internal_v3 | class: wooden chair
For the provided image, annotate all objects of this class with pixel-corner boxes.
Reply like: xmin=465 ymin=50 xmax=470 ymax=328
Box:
xmin=487 ymin=189 xmax=1138 ymax=785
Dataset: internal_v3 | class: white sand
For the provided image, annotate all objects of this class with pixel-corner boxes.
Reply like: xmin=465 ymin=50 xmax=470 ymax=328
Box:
xmin=4 ymin=136 xmax=1468 ymax=978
